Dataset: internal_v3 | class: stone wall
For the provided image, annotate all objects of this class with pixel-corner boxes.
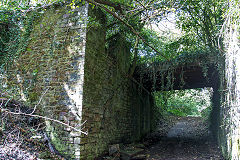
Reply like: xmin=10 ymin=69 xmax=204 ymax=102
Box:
xmin=217 ymin=20 xmax=240 ymax=159
xmin=1 ymin=4 xmax=157 ymax=159
xmin=79 ymin=8 xmax=156 ymax=159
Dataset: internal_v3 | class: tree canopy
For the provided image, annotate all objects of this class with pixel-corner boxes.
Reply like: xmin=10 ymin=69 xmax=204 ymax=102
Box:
xmin=0 ymin=0 xmax=239 ymax=67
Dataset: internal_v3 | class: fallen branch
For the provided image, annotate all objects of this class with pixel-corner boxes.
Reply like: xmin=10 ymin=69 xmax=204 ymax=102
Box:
xmin=0 ymin=108 xmax=88 ymax=135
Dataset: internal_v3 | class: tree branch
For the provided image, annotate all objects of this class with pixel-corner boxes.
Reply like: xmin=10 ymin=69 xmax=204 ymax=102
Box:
xmin=85 ymin=0 xmax=170 ymax=61
xmin=94 ymin=0 xmax=123 ymax=13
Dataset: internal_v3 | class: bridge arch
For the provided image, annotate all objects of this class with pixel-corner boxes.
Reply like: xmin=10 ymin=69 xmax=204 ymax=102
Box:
xmin=134 ymin=58 xmax=221 ymax=138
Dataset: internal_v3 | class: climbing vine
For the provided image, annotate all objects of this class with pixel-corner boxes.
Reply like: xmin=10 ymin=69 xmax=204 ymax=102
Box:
xmin=0 ymin=7 xmax=42 ymax=70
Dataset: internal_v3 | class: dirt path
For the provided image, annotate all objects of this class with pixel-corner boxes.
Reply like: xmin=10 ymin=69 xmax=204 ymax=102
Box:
xmin=143 ymin=117 xmax=224 ymax=160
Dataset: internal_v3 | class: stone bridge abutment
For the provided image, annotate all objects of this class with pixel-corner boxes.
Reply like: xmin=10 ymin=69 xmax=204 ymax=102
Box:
xmin=1 ymin=3 xmax=239 ymax=160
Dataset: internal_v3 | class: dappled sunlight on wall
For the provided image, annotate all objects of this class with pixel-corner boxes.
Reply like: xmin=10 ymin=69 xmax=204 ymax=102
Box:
xmin=224 ymin=26 xmax=240 ymax=159
xmin=63 ymin=31 xmax=87 ymax=158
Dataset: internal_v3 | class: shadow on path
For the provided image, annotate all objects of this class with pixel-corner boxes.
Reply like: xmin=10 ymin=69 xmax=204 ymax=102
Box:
xmin=143 ymin=117 xmax=224 ymax=160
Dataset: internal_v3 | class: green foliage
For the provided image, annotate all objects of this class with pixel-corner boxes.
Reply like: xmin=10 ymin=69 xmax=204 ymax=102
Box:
xmin=0 ymin=0 xmax=228 ymax=68
xmin=0 ymin=10 xmax=39 ymax=68
xmin=154 ymin=88 xmax=212 ymax=118
xmin=142 ymin=0 xmax=225 ymax=63
xmin=100 ymin=0 xmax=226 ymax=66
xmin=0 ymin=0 xmax=65 ymax=68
